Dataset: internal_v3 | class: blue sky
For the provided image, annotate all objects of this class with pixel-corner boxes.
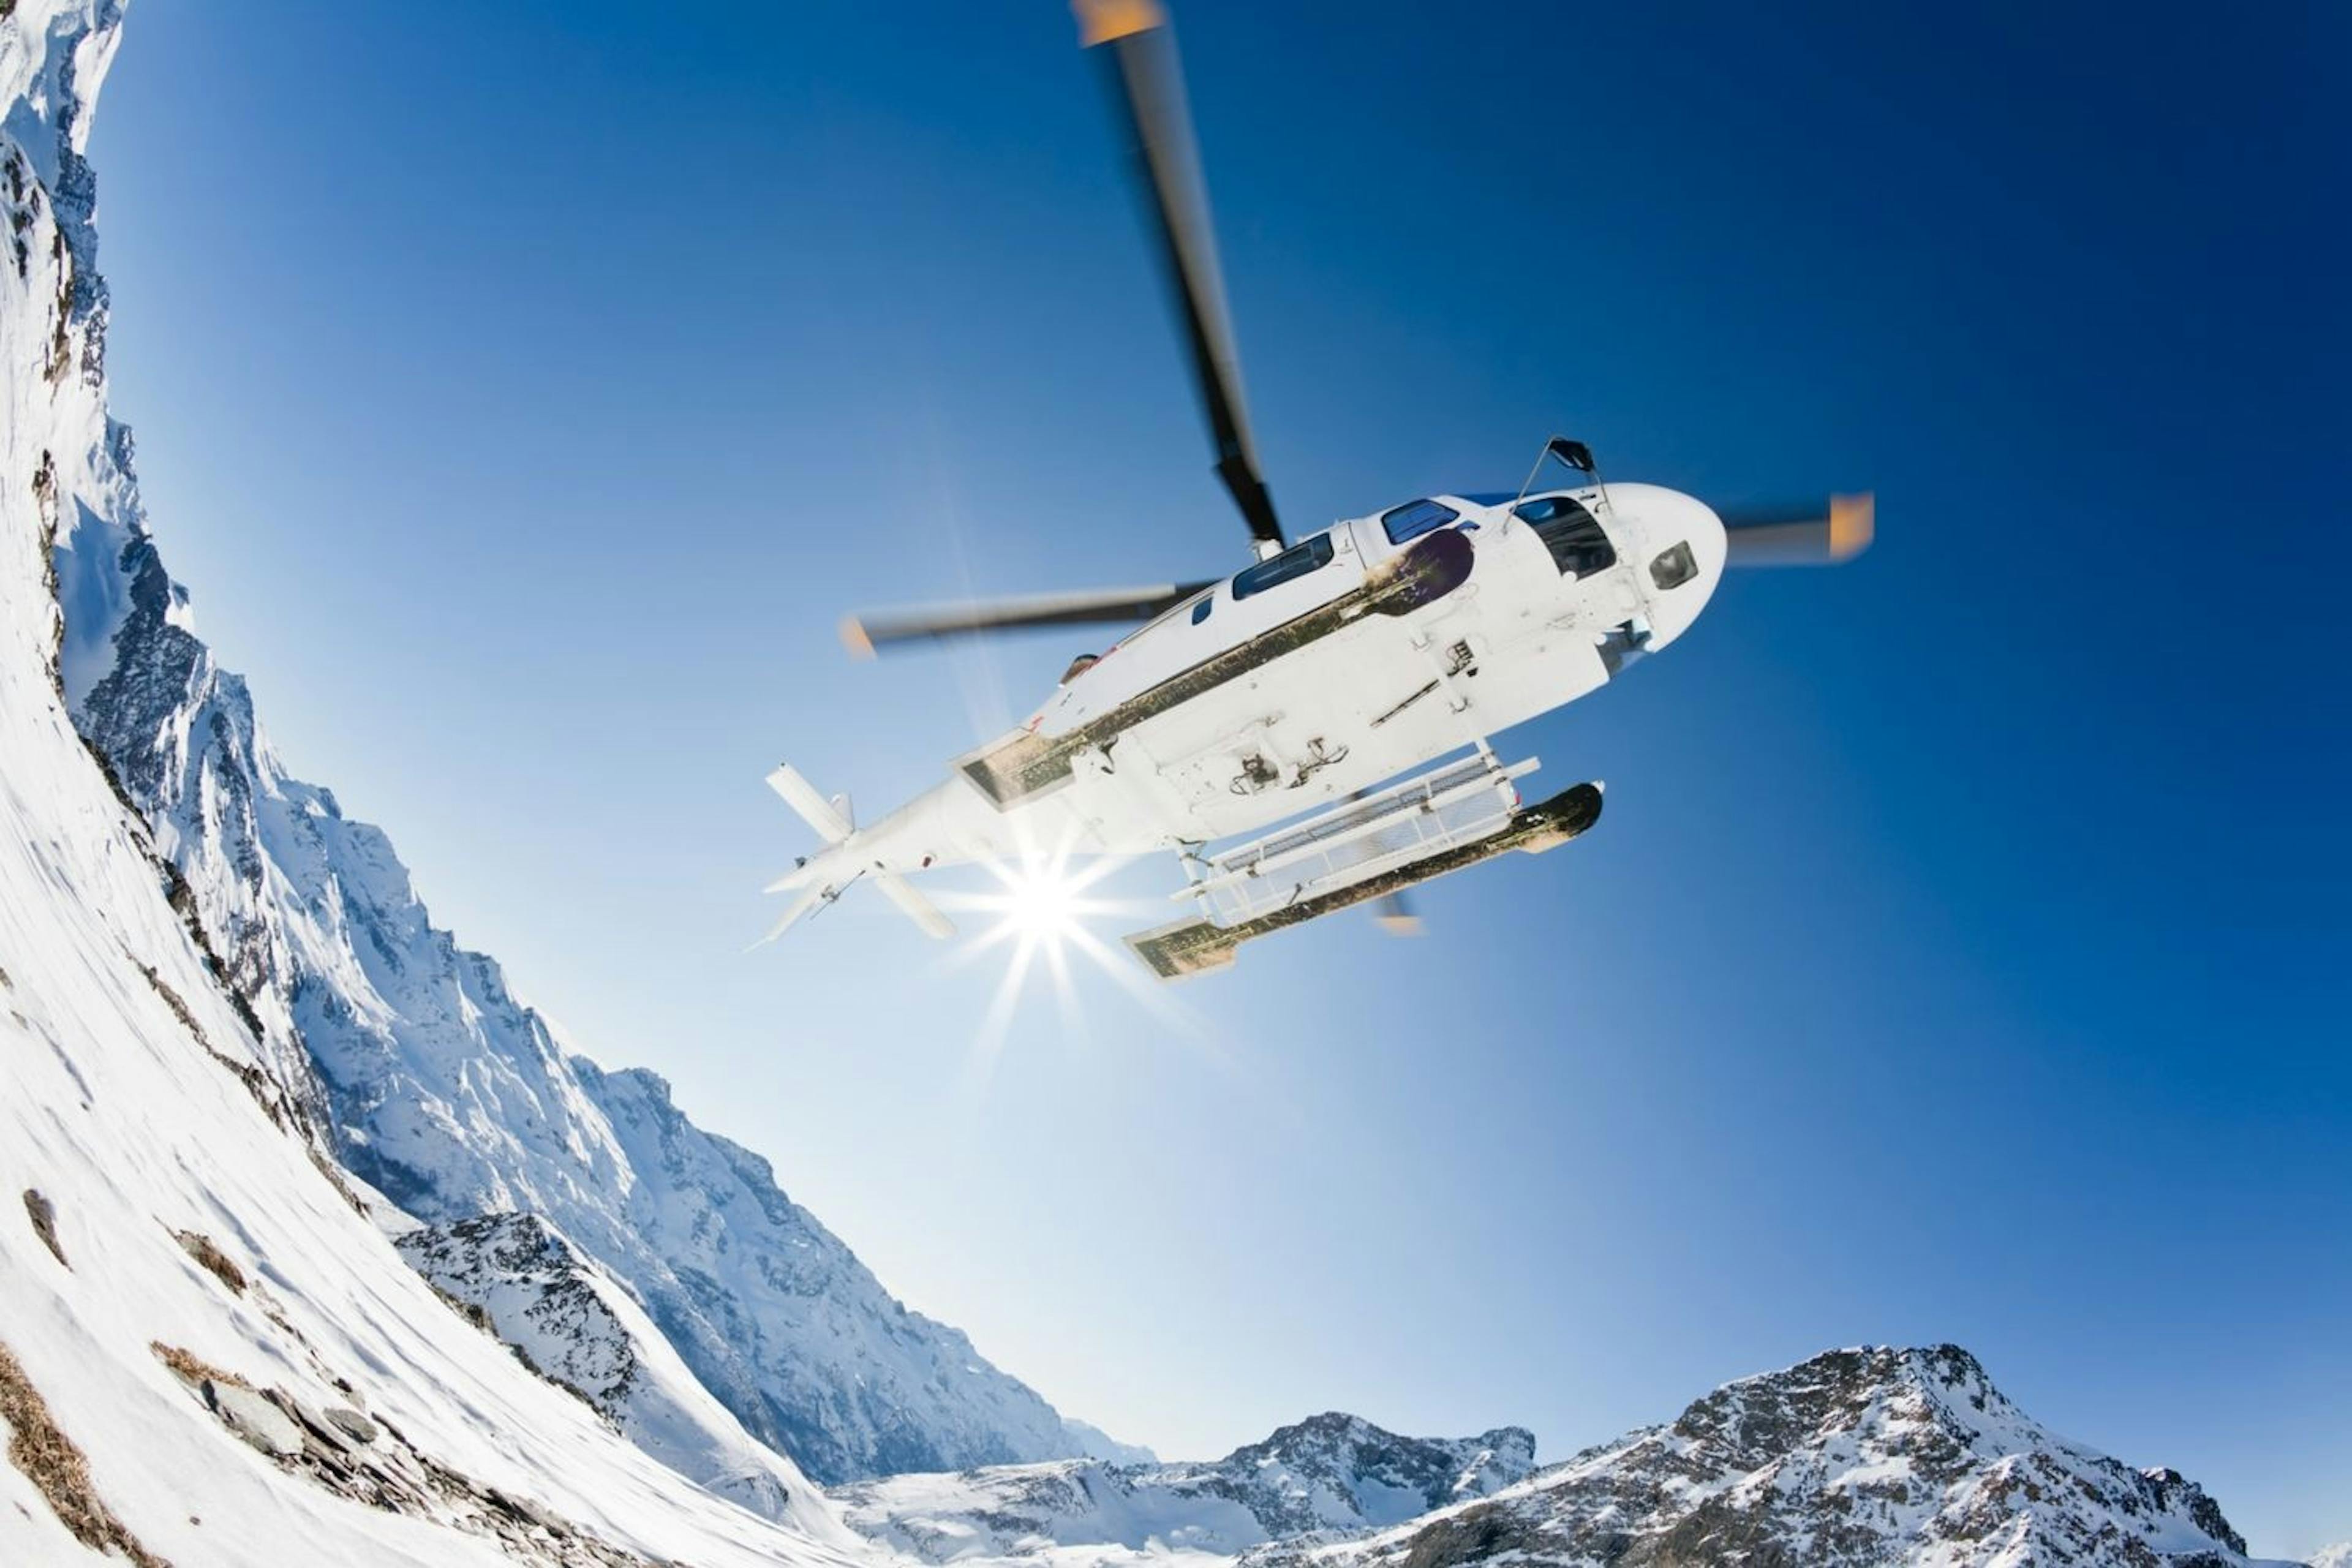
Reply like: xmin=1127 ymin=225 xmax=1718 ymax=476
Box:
xmin=89 ymin=0 xmax=2345 ymax=1553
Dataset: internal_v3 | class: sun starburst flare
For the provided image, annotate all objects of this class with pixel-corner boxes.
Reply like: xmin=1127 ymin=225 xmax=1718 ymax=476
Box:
xmin=927 ymin=832 xmax=1205 ymax=1077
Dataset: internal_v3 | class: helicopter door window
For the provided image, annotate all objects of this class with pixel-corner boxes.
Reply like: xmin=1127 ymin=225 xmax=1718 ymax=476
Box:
xmin=1381 ymin=499 xmax=1460 ymax=546
xmin=1191 ymin=595 xmax=1215 ymax=625
xmin=1231 ymin=532 xmax=1336 ymax=600
xmin=1515 ymin=494 xmax=1617 ymax=578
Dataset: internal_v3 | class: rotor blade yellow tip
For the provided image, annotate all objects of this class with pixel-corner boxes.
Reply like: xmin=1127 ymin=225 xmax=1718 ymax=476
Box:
xmin=839 ymin=616 xmax=876 ymax=660
xmin=1829 ymin=492 xmax=1875 ymax=560
xmin=1072 ymin=0 xmax=1165 ymax=48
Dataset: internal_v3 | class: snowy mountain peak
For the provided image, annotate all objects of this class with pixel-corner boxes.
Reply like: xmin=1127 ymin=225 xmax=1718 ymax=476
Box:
xmin=834 ymin=1411 xmax=1544 ymax=1563
xmin=1216 ymin=1411 xmax=1539 ymax=1535
xmin=1256 ymin=1344 xmax=2260 ymax=1568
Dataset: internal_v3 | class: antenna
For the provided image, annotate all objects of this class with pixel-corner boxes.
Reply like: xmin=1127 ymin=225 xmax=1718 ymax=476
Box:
xmin=1513 ymin=435 xmax=1607 ymax=513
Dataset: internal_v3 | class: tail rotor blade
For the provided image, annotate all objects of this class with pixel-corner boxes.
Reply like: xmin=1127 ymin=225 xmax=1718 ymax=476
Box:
xmin=1721 ymin=493 xmax=1874 ymax=567
xmin=1373 ymin=890 xmax=1422 ymax=936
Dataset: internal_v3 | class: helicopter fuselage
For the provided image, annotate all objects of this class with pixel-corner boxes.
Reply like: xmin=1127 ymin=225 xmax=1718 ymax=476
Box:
xmin=774 ymin=482 xmax=1727 ymax=900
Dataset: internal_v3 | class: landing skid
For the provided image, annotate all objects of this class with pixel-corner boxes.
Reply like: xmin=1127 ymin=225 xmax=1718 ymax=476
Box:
xmin=1123 ymin=749 xmax=1604 ymax=979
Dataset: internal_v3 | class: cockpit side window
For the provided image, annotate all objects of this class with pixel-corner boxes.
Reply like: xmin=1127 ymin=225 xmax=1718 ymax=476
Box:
xmin=1231 ymin=532 xmax=1336 ymax=600
xmin=1381 ymin=498 xmax=1461 ymax=546
xmin=1515 ymin=494 xmax=1616 ymax=578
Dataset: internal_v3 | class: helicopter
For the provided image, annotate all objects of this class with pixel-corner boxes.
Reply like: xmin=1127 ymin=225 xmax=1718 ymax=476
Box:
xmin=760 ymin=0 xmax=1872 ymax=979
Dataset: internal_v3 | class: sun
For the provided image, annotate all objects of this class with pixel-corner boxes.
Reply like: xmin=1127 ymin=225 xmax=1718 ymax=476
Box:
xmin=995 ymin=862 xmax=1090 ymax=946
xmin=954 ymin=846 xmax=1119 ymax=956
xmin=927 ymin=839 xmax=1199 ymax=1069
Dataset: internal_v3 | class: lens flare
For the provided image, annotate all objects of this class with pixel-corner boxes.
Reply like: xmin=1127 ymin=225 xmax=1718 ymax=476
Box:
xmin=930 ymin=835 xmax=1204 ymax=1073
xmin=994 ymin=861 xmax=1090 ymax=946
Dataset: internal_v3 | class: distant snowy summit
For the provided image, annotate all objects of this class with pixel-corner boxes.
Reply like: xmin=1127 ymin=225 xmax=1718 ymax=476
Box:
xmin=1259 ymin=1346 xmax=2260 ymax=1568
xmin=839 ymin=1348 xmax=2282 ymax=1568
xmin=836 ymin=1410 xmax=1537 ymax=1561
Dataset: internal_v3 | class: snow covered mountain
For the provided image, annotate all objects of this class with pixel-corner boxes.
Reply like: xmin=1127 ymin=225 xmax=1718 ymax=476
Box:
xmin=0 ymin=6 xmax=872 ymax=1560
xmin=835 ymin=1413 xmax=1537 ymax=1562
xmin=40 ymin=12 xmax=1092 ymax=1495
xmin=1249 ymin=1346 xmax=2266 ymax=1568
xmin=58 ymin=396 xmax=1088 ymax=1490
xmin=837 ymin=1349 xmax=2302 ymax=1568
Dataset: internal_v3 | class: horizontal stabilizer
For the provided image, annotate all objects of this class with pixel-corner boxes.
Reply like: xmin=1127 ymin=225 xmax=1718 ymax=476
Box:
xmin=767 ymin=763 xmax=854 ymax=842
xmin=874 ymin=872 xmax=955 ymax=940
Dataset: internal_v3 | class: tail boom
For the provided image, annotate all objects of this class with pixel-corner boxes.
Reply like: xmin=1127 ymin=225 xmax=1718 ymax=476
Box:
xmin=761 ymin=763 xmax=955 ymax=941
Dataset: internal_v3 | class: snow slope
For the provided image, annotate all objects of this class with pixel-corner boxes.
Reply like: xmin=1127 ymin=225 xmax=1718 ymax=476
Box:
xmin=42 ymin=2 xmax=1097 ymax=1492
xmin=0 ymin=6 xmax=869 ymax=1560
xmin=1251 ymin=1347 xmax=2266 ymax=1568
xmin=835 ymin=1413 xmax=1537 ymax=1563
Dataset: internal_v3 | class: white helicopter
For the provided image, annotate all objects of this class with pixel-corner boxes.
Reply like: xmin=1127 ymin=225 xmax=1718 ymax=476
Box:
xmin=761 ymin=0 xmax=1872 ymax=978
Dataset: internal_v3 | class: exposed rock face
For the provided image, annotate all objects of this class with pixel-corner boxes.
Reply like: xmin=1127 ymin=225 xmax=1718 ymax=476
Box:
xmin=397 ymin=1210 xmax=841 ymax=1525
xmin=1219 ymin=1414 xmax=1539 ymax=1540
xmin=1250 ymin=1347 xmax=2260 ymax=1568
xmin=835 ymin=1412 xmax=1539 ymax=1562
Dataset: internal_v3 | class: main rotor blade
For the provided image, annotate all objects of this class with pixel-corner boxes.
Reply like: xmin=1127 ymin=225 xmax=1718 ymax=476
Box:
xmin=1077 ymin=1 xmax=1284 ymax=551
xmin=1721 ymin=493 xmax=1875 ymax=567
xmin=842 ymin=581 xmax=1218 ymax=656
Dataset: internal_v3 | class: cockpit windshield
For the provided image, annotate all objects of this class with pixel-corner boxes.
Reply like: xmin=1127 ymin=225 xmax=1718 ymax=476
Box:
xmin=1515 ymin=494 xmax=1616 ymax=578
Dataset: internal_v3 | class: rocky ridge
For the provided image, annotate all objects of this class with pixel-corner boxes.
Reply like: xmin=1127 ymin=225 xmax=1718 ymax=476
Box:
xmin=396 ymin=1211 xmax=828 ymax=1524
xmin=836 ymin=1411 xmax=1536 ymax=1562
xmin=1246 ymin=1347 xmax=2263 ymax=1568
